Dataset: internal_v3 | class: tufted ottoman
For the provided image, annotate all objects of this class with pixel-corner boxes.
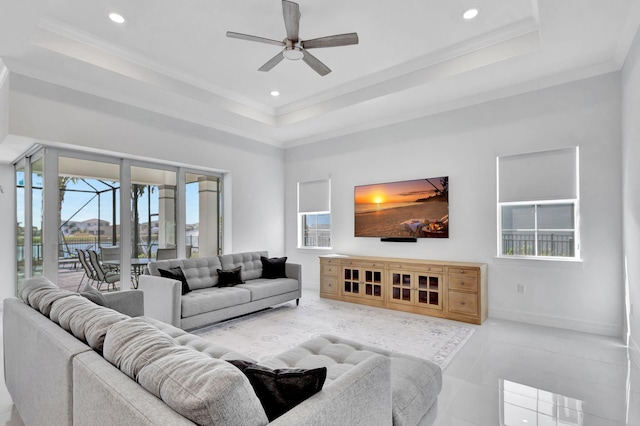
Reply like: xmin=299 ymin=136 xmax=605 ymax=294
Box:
xmin=261 ymin=335 xmax=442 ymax=426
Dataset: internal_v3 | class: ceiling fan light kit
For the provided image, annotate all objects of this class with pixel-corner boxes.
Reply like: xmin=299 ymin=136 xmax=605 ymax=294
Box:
xmin=283 ymin=47 xmax=304 ymax=61
xmin=226 ymin=0 xmax=359 ymax=76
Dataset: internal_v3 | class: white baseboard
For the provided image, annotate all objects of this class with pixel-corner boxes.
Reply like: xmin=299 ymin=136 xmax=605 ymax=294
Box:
xmin=490 ymin=307 xmax=622 ymax=337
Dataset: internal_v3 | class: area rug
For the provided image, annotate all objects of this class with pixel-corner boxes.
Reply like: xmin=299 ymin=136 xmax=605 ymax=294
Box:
xmin=193 ymin=292 xmax=475 ymax=369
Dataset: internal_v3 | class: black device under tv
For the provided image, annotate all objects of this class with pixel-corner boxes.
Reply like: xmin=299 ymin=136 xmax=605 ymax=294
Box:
xmin=354 ymin=176 xmax=449 ymax=239
xmin=381 ymin=237 xmax=417 ymax=242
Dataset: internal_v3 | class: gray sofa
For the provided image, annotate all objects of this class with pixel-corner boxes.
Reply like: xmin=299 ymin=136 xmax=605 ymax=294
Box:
xmin=4 ymin=277 xmax=442 ymax=426
xmin=139 ymin=251 xmax=302 ymax=330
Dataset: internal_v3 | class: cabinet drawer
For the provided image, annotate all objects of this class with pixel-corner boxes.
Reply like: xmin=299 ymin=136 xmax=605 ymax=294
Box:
xmin=321 ymin=258 xmax=340 ymax=265
xmin=448 ymin=291 xmax=478 ymax=316
xmin=387 ymin=263 xmax=443 ymax=272
xmin=321 ymin=276 xmax=338 ymax=295
xmin=321 ymin=264 xmax=338 ymax=276
xmin=448 ymin=273 xmax=478 ymax=292
xmin=345 ymin=260 xmax=385 ymax=268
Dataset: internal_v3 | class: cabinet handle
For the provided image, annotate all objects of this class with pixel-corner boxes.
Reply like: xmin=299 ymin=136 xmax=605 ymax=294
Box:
xmin=460 ymin=301 xmax=466 ymax=306
xmin=460 ymin=281 xmax=465 ymax=286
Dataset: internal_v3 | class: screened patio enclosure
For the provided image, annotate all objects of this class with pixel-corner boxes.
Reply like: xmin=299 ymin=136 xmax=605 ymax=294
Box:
xmin=16 ymin=147 xmax=223 ymax=292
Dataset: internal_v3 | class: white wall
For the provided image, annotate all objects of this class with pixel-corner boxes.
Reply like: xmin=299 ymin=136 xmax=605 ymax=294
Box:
xmin=622 ymin=26 xmax=640 ymax=360
xmin=3 ymin=75 xmax=287 ymax=284
xmin=285 ymin=72 xmax=624 ymax=337
xmin=0 ymin=163 xmax=16 ymax=302
xmin=0 ymin=60 xmax=8 ymax=143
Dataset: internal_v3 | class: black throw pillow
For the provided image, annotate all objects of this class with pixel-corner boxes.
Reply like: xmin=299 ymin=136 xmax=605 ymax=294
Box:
xmin=216 ymin=266 xmax=244 ymax=287
xmin=261 ymin=256 xmax=287 ymax=279
xmin=158 ymin=266 xmax=191 ymax=295
xmin=229 ymin=360 xmax=327 ymax=421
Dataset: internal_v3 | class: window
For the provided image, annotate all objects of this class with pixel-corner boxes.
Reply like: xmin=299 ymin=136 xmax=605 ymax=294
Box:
xmin=497 ymin=147 xmax=579 ymax=260
xmin=298 ymin=179 xmax=331 ymax=249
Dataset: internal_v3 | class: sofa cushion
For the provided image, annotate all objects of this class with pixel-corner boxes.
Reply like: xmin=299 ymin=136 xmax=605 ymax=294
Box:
xmin=19 ymin=276 xmax=79 ymax=316
xmin=137 ymin=346 xmax=269 ymax=426
xmin=149 ymin=257 xmax=222 ymax=290
xmin=49 ymin=296 xmax=130 ymax=353
xmin=181 ymin=286 xmax=251 ymax=318
xmin=103 ymin=317 xmax=178 ymax=379
xmin=219 ymin=251 xmax=267 ymax=281
xmin=19 ymin=276 xmax=58 ymax=303
xmin=216 ymin=266 xmax=244 ymax=287
xmin=261 ymin=334 xmax=442 ymax=426
xmin=145 ymin=316 xmax=255 ymax=362
xmin=260 ymin=256 xmax=287 ymax=279
xmin=236 ymin=278 xmax=299 ymax=301
xmin=229 ymin=359 xmax=326 ymax=421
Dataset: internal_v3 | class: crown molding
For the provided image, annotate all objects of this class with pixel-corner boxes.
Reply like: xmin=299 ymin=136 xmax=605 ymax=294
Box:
xmin=275 ymin=16 xmax=540 ymax=118
xmin=281 ymin=59 xmax=620 ymax=149
xmin=34 ymin=18 xmax=276 ymax=120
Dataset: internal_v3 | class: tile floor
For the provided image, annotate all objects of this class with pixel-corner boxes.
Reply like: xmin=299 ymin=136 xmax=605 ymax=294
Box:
xmin=0 ymin=298 xmax=637 ymax=425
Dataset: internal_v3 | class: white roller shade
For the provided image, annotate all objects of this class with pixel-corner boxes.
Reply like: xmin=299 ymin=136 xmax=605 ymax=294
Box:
xmin=298 ymin=179 xmax=331 ymax=213
xmin=498 ymin=147 xmax=578 ymax=202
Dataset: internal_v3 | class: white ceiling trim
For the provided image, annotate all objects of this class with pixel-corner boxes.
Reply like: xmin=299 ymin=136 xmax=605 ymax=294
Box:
xmin=276 ymin=29 xmax=541 ymax=127
xmin=33 ymin=18 xmax=276 ymax=119
xmin=281 ymin=59 xmax=621 ymax=149
xmin=275 ymin=16 xmax=541 ymax=117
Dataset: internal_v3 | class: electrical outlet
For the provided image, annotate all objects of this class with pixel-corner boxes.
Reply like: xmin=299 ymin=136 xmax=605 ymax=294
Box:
xmin=517 ymin=284 xmax=526 ymax=294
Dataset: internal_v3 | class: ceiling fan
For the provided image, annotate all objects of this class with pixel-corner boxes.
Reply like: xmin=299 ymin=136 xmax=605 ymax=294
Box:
xmin=226 ymin=0 xmax=359 ymax=76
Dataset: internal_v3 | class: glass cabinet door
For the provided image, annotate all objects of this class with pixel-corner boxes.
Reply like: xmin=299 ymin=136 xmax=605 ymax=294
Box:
xmin=363 ymin=269 xmax=383 ymax=300
xmin=416 ymin=273 xmax=442 ymax=310
xmin=343 ymin=267 xmax=360 ymax=295
xmin=390 ymin=270 xmax=413 ymax=304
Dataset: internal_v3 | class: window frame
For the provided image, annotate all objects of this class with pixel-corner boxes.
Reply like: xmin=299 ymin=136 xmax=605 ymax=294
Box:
xmin=298 ymin=211 xmax=332 ymax=250
xmin=497 ymin=198 xmax=580 ymax=261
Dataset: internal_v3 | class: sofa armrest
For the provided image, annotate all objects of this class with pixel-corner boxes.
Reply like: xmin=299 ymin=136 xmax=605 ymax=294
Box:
xmin=285 ymin=263 xmax=302 ymax=285
xmin=270 ymin=355 xmax=392 ymax=426
xmin=103 ymin=290 xmax=144 ymax=317
xmin=138 ymin=275 xmax=182 ymax=327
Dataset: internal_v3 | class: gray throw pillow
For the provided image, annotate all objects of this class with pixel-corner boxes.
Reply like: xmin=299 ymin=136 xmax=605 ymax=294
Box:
xmin=80 ymin=283 xmax=107 ymax=306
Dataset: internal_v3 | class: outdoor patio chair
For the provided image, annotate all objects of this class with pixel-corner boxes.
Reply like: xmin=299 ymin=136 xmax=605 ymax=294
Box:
xmin=99 ymin=246 xmax=120 ymax=273
xmin=156 ymin=247 xmax=177 ymax=260
xmin=76 ymin=249 xmax=98 ymax=292
xmin=87 ymin=249 xmax=120 ymax=291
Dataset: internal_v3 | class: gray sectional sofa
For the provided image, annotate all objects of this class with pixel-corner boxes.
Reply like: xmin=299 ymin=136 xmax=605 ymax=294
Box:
xmin=139 ymin=251 xmax=302 ymax=330
xmin=4 ymin=276 xmax=442 ymax=426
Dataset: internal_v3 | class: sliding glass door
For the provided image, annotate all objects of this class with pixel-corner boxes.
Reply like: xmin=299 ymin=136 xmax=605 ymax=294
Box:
xmin=15 ymin=147 xmax=223 ymax=292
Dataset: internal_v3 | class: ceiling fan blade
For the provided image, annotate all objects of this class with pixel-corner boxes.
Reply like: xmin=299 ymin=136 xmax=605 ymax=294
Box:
xmin=282 ymin=1 xmax=301 ymax=42
xmin=258 ymin=51 xmax=285 ymax=72
xmin=301 ymin=49 xmax=331 ymax=76
xmin=226 ymin=31 xmax=284 ymax=47
xmin=302 ymin=33 xmax=359 ymax=49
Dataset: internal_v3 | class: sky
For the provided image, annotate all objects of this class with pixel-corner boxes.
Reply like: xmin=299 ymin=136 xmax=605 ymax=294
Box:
xmin=354 ymin=177 xmax=445 ymax=205
xmin=16 ymin=174 xmax=202 ymax=227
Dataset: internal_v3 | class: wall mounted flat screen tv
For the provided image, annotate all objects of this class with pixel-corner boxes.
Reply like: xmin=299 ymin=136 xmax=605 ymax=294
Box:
xmin=354 ymin=177 xmax=449 ymax=239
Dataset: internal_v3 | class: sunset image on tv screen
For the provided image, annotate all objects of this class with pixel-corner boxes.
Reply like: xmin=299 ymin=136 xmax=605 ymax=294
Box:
xmin=354 ymin=177 xmax=449 ymax=238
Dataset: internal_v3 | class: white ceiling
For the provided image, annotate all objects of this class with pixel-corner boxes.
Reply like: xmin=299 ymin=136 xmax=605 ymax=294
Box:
xmin=1 ymin=0 xmax=639 ymax=148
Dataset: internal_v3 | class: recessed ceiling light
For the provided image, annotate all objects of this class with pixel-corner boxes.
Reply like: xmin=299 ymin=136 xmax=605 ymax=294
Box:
xmin=270 ymin=91 xmax=280 ymax=97
xmin=463 ymin=8 xmax=479 ymax=20
xmin=108 ymin=12 xmax=125 ymax=24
